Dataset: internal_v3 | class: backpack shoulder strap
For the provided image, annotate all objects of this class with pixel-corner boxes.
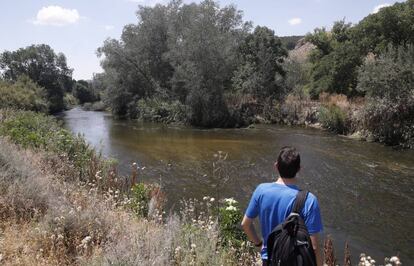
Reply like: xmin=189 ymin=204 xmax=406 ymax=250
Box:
xmin=292 ymin=190 xmax=309 ymax=214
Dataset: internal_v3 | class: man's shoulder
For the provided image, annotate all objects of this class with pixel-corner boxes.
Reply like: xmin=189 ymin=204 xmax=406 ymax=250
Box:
xmin=255 ymin=182 xmax=275 ymax=191
xmin=306 ymin=191 xmax=319 ymax=202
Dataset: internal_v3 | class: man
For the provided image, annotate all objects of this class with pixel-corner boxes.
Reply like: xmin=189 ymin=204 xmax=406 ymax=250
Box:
xmin=241 ymin=146 xmax=323 ymax=266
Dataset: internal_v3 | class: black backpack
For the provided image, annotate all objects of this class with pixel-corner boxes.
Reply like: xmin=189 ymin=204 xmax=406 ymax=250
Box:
xmin=267 ymin=190 xmax=317 ymax=266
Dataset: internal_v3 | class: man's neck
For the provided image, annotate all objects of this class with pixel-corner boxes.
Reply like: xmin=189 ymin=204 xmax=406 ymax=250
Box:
xmin=276 ymin=176 xmax=297 ymax=186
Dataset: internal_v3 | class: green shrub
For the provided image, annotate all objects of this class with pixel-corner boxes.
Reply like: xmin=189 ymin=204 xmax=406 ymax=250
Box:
xmin=63 ymin=93 xmax=78 ymax=109
xmin=362 ymin=97 xmax=414 ymax=148
xmin=135 ymin=98 xmax=186 ymax=123
xmin=218 ymin=198 xmax=246 ymax=247
xmin=0 ymin=77 xmax=48 ymax=113
xmin=83 ymin=101 xmax=106 ymax=111
xmin=357 ymin=45 xmax=414 ymax=147
xmin=0 ymin=110 xmax=95 ymax=174
xmin=129 ymin=183 xmax=151 ymax=217
xmin=318 ymin=104 xmax=348 ymax=134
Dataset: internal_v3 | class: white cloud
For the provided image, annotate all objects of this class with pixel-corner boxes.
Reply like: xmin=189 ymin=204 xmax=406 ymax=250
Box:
xmin=288 ymin=18 xmax=302 ymax=26
xmin=32 ymin=5 xmax=80 ymax=26
xmin=104 ymin=25 xmax=115 ymax=31
xmin=372 ymin=3 xmax=391 ymax=14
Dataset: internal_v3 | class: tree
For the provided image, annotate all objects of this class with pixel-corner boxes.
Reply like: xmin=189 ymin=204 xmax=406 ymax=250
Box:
xmin=73 ymin=80 xmax=98 ymax=104
xmin=98 ymin=0 xmax=250 ymax=126
xmin=167 ymin=0 xmax=249 ymax=127
xmin=357 ymin=45 xmax=414 ymax=147
xmin=306 ymin=0 xmax=414 ymax=98
xmin=0 ymin=44 xmax=73 ymax=113
xmin=232 ymin=26 xmax=287 ymax=100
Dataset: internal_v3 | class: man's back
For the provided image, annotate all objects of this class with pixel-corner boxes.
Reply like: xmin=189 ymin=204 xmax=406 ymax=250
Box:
xmin=245 ymin=182 xmax=323 ymax=260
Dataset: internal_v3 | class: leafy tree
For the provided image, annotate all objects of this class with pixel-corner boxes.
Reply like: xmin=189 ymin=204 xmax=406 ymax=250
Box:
xmin=353 ymin=0 xmax=414 ymax=54
xmin=357 ymin=45 xmax=414 ymax=147
xmin=0 ymin=44 xmax=73 ymax=113
xmin=98 ymin=0 xmax=250 ymax=126
xmin=306 ymin=21 xmax=363 ymax=98
xmin=232 ymin=26 xmax=287 ymax=100
xmin=357 ymin=45 xmax=414 ymax=99
xmin=73 ymin=80 xmax=98 ymax=104
xmin=97 ymin=3 xmax=174 ymax=116
xmin=167 ymin=0 xmax=249 ymax=127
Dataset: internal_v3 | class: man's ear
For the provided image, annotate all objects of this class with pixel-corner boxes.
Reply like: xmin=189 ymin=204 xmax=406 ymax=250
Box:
xmin=273 ymin=161 xmax=278 ymax=172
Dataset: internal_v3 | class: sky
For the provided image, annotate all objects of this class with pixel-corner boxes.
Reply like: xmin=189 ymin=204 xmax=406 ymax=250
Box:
xmin=0 ymin=0 xmax=405 ymax=80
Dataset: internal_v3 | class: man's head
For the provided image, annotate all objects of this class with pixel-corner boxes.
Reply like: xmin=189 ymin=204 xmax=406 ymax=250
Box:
xmin=275 ymin=146 xmax=301 ymax=179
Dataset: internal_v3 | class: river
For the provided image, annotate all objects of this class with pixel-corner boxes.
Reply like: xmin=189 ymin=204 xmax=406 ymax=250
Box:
xmin=61 ymin=107 xmax=414 ymax=263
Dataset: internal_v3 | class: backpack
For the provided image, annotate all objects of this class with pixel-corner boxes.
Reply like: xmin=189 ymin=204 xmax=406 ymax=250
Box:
xmin=266 ymin=190 xmax=317 ymax=266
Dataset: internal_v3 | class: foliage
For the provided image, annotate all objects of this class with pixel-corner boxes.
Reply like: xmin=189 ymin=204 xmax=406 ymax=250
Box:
xmin=357 ymin=45 xmax=414 ymax=147
xmin=306 ymin=1 xmax=414 ymax=98
xmin=0 ymin=44 xmax=73 ymax=113
xmin=353 ymin=0 xmax=414 ymax=54
xmin=218 ymin=198 xmax=246 ymax=247
xmin=232 ymin=26 xmax=287 ymax=100
xmin=97 ymin=0 xmax=289 ymax=127
xmin=0 ymin=110 xmax=99 ymax=181
xmin=72 ymin=80 xmax=99 ymax=104
xmin=135 ymin=98 xmax=186 ymax=123
xmin=0 ymin=76 xmax=48 ymax=112
xmin=279 ymin=35 xmax=304 ymax=50
xmin=129 ymin=183 xmax=151 ymax=217
xmin=82 ymin=101 xmax=106 ymax=111
xmin=357 ymin=45 xmax=414 ymax=99
xmin=63 ymin=93 xmax=78 ymax=109
xmin=318 ymin=104 xmax=348 ymax=134
xmin=283 ymin=58 xmax=311 ymax=98
xmin=306 ymin=22 xmax=363 ymax=98
xmin=362 ymin=97 xmax=414 ymax=148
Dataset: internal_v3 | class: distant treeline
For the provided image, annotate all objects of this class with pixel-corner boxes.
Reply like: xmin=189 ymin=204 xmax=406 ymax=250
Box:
xmin=0 ymin=0 xmax=413 ymax=146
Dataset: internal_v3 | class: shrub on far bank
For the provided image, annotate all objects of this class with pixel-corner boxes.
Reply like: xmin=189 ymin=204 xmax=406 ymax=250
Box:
xmin=0 ymin=77 xmax=48 ymax=113
xmin=362 ymin=97 xmax=414 ymax=148
xmin=63 ymin=93 xmax=78 ymax=110
xmin=82 ymin=101 xmax=106 ymax=112
xmin=318 ymin=104 xmax=348 ymax=134
xmin=133 ymin=98 xmax=186 ymax=124
xmin=357 ymin=45 xmax=414 ymax=148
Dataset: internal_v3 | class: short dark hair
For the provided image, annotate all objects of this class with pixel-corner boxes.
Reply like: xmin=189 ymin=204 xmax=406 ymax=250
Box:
xmin=276 ymin=146 xmax=301 ymax=179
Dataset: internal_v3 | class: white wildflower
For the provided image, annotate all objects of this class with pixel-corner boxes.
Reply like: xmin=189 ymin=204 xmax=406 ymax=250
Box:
xmin=390 ymin=256 xmax=399 ymax=263
xmin=224 ymin=198 xmax=237 ymax=205
xmin=191 ymin=243 xmax=197 ymax=249
xmin=226 ymin=206 xmax=237 ymax=211
xmin=210 ymin=197 xmax=215 ymax=202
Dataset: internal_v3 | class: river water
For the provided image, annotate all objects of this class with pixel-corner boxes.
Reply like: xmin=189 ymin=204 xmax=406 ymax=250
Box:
xmin=61 ymin=107 xmax=414 ymax=263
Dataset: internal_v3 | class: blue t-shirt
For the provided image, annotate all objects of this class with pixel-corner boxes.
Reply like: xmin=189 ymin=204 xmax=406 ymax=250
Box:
xmin=245 ymin=182 xmax=323 ymax=260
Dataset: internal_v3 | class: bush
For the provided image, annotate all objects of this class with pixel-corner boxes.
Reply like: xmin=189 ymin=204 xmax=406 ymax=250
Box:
xmin=0 ymin=110 xmax=119 ymax=188
xmin=218 ymin=198 xmax=246 ymax=247
xmin=83 ymin=101 xmax=106 ymax=111
xmin=63 ymin=93 xmax=78 ymax=109
xmin=357 ymin=45 xmax=414 ymax=99
xmin=318 ymin=104 xmax=348 ymax=134
xmin=362 ymin=97 xmax=414 ymax=148
xmin=135 ymin=98 xmax=186 ymax=124
xmin=357 ymin=45 xmax=414 ymax=147
xmin=129 ymin=183 xmax=151 ymax=217
xmin=0 ymin=77 xmax=48 ymax=113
